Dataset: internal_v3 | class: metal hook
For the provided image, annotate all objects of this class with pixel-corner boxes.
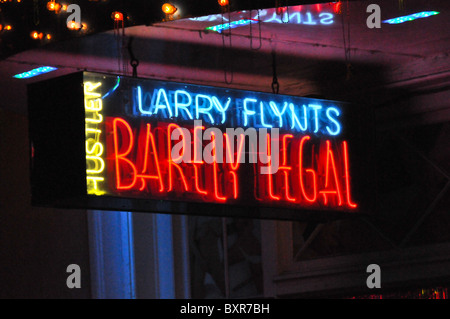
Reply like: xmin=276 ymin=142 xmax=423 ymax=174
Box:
xmin=127 ymin=37 xmax=139 ymax=78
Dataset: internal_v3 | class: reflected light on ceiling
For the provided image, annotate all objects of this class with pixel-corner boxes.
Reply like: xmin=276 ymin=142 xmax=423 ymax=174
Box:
xmin=13 ymin=66 xmax=58 ymax=79
xmin=383 ymin=11 xmax=439 ymax=24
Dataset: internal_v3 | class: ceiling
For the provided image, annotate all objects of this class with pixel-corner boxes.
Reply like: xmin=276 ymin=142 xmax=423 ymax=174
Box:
xmin=1 ymin=0 xmax=449 ymax=126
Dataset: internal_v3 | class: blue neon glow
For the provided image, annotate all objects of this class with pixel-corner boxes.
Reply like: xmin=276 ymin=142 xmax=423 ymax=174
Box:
xmin=269 ymin=101 xmax=288 ymax=128
xmin=174 ymin=90 xmax=193 ymax=120
xmin=243 ymin=98 xmax=257 ymax=127
xmin=205 ymin=19 xmax=258 ymax=33
xmin=132 ymin=86 xmax=343 ymax=137
xmin=383 ymin=11 xmax=439 ymax=24
xmin=319 ymin=12 xmax=334 ymax=25
xmin=13 ymin=66 xmax=57 ymax=79
xmin=154 ymin=88 xmax=173 ymax=117
xmin=309 ymin=104 xmax=322 ymax=133
xmin=199 ymin=10 xmax=334 ymax=28
xmin=205 ymin=13 xmax=335 ymax=32
xmin=195 ymin=94 xmax=215 ymax=124
xmin=136 ymin=86 xmax=154 ymax=115
xmin=303 ymin=12 xmax=317 ymax=25
xmin=212 ymin=96 xmax=231 ymax=124
xmin=289 ymin=104 xmax=307 ymax=132
xmin=325 ymin=107 xmax=341 ymax=136
xmin=102 ymin=77 xmax=121 ymax=99
xmin=260 ymin=102 xmax=273 ymax=128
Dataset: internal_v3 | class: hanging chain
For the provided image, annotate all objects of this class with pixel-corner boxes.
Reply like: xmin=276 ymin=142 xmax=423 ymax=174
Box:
xmin=33 ymin=0 xmax=40 ymax=26
xmin=113 ymin=14 xmax=127 ymax=75
xmin=127 ymin=37 xmax=139 ymax=78
xmin=222 ymin=7 xmax=233 ymax=84
xmin=271 ymin=49 xmax=279 ymax=94
xmin=341 ymin=0 xmax=352 ymax=80
xmin=276 ymin=0 xmax=289 ymax=23
xmin=249 ymin=9 xmax=262 ymax=50
xmin=121 ymin=26 xmax=128 ymax=76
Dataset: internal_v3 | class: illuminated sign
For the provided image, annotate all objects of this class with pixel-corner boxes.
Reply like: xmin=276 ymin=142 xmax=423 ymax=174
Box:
xmin=84 ymin=81 xmax=106 ymax=195
xmin=192 ymin=5 xmax=335 ymax=28
xmin=13 ymin=66 xmax=57 ymax=79
xmin=205 ymin=19 xmax=259 ymax=33
xmin=383 ymin=11 xmax=439 ymax=25
xmin=28 ymin=72 xmax=373 ymax=220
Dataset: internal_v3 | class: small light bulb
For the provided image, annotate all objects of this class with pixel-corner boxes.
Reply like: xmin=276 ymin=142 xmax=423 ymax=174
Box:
xmin=54 ymin=3 xmax=62 ymax=13
xmin=68 ymin=21 xmax=78 ymax=29
xmin=112 ymin=11 xmax=124 ymax=21
xmin=47 ymin=1 xmax=56 ymax=11
xmin=162 ymin=3 xmax=177 ymax=15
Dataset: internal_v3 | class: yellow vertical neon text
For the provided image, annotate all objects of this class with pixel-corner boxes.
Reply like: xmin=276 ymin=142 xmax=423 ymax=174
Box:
xmin=84 ymin=81 xmax=106 ymax=195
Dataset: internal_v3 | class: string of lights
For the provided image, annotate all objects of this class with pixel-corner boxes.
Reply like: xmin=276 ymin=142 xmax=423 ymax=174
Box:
xmin=0 ymin=1 xmax=351 ymax=60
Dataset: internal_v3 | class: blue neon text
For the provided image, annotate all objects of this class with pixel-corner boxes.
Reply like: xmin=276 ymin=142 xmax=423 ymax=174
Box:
xmin=134 ymin=86 xmax=343 ymax=136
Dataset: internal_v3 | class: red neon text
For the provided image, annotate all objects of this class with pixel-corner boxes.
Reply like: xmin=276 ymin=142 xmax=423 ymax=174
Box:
xmin=106 ymin=117 xmax=358 ymax=210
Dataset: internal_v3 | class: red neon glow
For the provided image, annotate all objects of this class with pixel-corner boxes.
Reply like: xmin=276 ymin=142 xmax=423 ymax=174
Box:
xmin=282 ymin=170 xmax=296 ymax=202
xmin=112 ymin=118 xmax=137 ymax=190
xmin=298 ymin=136 xmax=318 ymax=203
xmin=224 ymin=133 xmax=245 ymax=199
xmin=105 ymin=118 xmax=358 ymax=211
xmin=193 ymin=164 xmax=208 ymax=195
xmin=211 ymin=133 xmax=227 ymax=201
xmin=319 ymin=140 xmax=343 ymax=206
xmin=276 ymin=6 xmax=287 ymax=15
xmin=193 ymin=124 xmax=205 ymax=164
xmin=224 ymin=133 xmax=245 ymax=170
xmin=229 ymin=171 xmax=239 ymax=199
xmin=167 ymin=124 xmax=189 ymax=192
xmin=279 ymin=134 xmax=296 ymax=202
xmin=343 ymin=141 xmax=358 ymax=208
xmin=137 ymin=123 xmax=164 ymax=192
xmin=331 ymin=1 xmax=342 ymax=14
xmin=251 ymin=143 xmax=262 ymax=201
xmin=266 ymin=133 xmax=281 ymax=200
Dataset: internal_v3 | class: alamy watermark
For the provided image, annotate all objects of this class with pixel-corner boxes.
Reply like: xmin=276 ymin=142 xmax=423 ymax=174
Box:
xmin=66 ymin=264 xmax=81 ymax=289
xmin=366 ymin=4 xmax=381 ymax=29
xmin=66 ymin=4 xmax=81 ymax=29
xmin=366 ymin=264 xmax=381 ymax=289
xmin=170 ymin=120 xmax=280 ymax=174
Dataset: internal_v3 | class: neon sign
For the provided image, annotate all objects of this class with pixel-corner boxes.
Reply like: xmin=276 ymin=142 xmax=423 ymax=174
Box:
xmin=28 ymin=72 xmax=370 ymax=220
xmin=106 ymin=118 xmax=357 ymax=208
xmin=382 ymin=11 xmax=439 ymax=25
xmin=84 ymin=81 xmax=106 ymax=195
xmin=134 ymin=86 xmax=342 ymax=136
